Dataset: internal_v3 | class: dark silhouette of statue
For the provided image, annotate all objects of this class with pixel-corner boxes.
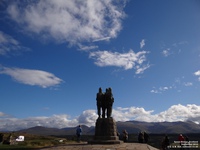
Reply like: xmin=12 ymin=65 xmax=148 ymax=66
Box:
xmin=98 ymin=87 xmax=114 ymax=118
xmin=96 ymin=87 xmax=104 ymax=118
xmin=90 ymin=87 xmax=120 ymax=144
xmin=105 ymin=87 xmax=114 ymax=118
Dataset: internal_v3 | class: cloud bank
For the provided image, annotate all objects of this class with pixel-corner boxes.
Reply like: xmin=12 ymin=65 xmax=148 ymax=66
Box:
xmin=0 ymin=66 xmax=63 ymax=88
xmin=1 ymin=104 xmax=200 ymax=131
xmin=7 ymin=0 xmax=126 ymax=44
xmin=89 ymin=50 xmax=150 ymax=74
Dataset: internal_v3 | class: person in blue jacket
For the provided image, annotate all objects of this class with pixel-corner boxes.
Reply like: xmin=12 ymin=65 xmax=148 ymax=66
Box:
xmin=76 ymin=125 xmax=82 ymax=142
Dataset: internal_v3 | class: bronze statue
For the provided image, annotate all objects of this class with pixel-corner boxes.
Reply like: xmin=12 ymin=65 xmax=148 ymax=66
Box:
xmin=96 ymin=87 xmax=104 ymax=118
xmin=105 ymin=87 xmax=114 ymax=118
xmin=96 ymin=87 xmax=114 ymax=118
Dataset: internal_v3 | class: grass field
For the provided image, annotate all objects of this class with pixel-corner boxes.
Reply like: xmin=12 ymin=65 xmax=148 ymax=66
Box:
xmin=0 ymin=132 xmax=71 ymax=150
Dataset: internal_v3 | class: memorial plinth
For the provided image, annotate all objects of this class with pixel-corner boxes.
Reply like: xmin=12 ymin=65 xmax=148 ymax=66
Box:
xmin=89 ymin=117 xmax=122 ymax=144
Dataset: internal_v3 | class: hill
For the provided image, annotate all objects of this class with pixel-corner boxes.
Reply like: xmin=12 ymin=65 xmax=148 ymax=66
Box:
xmin=16 ymin=121 xmax=200 ymax=136
xmin=117 ymin=120 xmax=200 ymax=134
xmin=18 ymin=125 xmax=95 ymax=136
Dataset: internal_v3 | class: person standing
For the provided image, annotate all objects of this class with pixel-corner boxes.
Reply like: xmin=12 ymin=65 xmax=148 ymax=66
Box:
xmin=138 ymin=132 xmax=144 ymax=143
xmin=0 ymin=133 xmax=4 ymax=144
xmin=144 ymin=131 xmax=149 ymax=143
xmin=178 ymin=134 xmax=185 ymax=149
xmin=122 ymin=130 xmax=128 ymax=142
xmin=76 ymin=125 xmax=82 ymax=142
xmin=161 ymin=135 xmax=170 ymax=150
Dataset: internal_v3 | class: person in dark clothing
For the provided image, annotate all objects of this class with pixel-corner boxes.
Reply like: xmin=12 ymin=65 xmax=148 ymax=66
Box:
xmin=144 ymin=131 xmax=149 ymax=143
xmin=161 ymin=135 xmax=170 ymax=150
xmin=138 ymin=132 xmax=144 ymax=143
xmin=76 ymin=125 xmax=82 ymax=142
xmin=122 ymin=130 xmax=128 ymax=142
xmin=0 ymin=133 xmax=4 ymax=144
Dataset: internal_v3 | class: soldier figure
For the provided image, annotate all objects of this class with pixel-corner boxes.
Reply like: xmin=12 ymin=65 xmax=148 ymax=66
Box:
xmin=96 ymin=87 xmax=104 ymax=118
xmin=105 ymin=88 xmax=114 ymax=118
xmin=102 ymin=87 xmax=114 ymax=118
xmin=97 ymin=87 xmax=114 ymax=118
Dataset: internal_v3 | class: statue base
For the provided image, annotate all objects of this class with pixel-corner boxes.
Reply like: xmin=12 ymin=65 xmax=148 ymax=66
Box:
xmin=88 ymin=117 xmax=122 ymax=144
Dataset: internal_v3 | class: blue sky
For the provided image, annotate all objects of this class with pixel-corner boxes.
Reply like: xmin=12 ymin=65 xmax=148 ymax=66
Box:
xmin=1 ymin=0 xmax=200 ymax=131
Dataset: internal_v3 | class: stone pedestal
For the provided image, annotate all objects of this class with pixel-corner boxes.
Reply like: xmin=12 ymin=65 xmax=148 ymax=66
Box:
xmin=88 ymin=117 xmax=122 ymax=144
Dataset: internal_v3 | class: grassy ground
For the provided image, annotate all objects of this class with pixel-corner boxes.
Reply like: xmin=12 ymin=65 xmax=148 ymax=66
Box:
xmin=0 ymin=132 xmax=71 ymax=150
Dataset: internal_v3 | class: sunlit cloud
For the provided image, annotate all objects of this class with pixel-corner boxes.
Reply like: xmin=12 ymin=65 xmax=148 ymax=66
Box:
xmin=114 ymin=104 xmax=200 ymax=123
xmin=1 ymin=104 xmax=200 ymax=131
xmin=0 ymin=66 xmax=63 ymax=88
xmin=194 ymin=70 xmax=200 ymax=76
xmin=135 ymin=63 xmax=150 ymax=74
xmin=7 ymin=0 xmax=126 ymax=45
xmin=77 ymin=110 xmax=98 ymax=127
xmin=89 ymin=50 xmax=150 ymax=74
xmin=194 ymin=70 xmax=200 ymax=81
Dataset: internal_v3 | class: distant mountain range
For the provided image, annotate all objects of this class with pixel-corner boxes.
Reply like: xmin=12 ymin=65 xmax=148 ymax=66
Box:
xmin=116 ymin=121 xmax=200 ymax=134
xmin=17 ymin=121 xmax=200 ymax=136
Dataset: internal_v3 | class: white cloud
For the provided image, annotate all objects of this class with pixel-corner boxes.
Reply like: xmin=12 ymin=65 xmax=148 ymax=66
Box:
xmin=93 ymin=37 xmax=111 ymax=42
xmin=194 ymin=70 xmax=200 ymax=76
xmin=162 ymin=48 xmax=171 ymax=57
xmin=0 ymin=67 xmax=63 ymax=88
xmin=78 ymin=44 xmax=98 ymax=51
xmin=135 ymin=64 xmax=150 ymax=74
xmin=150 ymin=89 xmax=160 ymax=94
xmin=194 ymin=70 xmax=200 ymax=81
xmin=77 ymin=110 xmax=98 ymax=127
xmin=0 ymin=114 xmax=78 ymax=131
xmin=89 ymin=50 xmax=149 ymax=73
xmin=172 ymin=41 xmax=188 ymax=47
xmin=1 ymin=104 xmax=200 ymax=131
xmin=151 ymin=77 xmax=193 ymax=94
xmin=7 ymin=0 xmax=126 ymax=45
xmin=0 ymin=112 xmax=10 ymax=117
xmin=151 ymin=86 xmax=173 ymax=94
xmin=161 ymin=41 xmax=188 ymax=57
xmin=113 ymin=104 xmax=200 ymax=123
xmin=183 ymin=82 xmax=193 ymax=86
xmin=0 ymin=31 xmax=28 ymax=55
xmin=140 ymin=39 xmax=145 ymax=49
